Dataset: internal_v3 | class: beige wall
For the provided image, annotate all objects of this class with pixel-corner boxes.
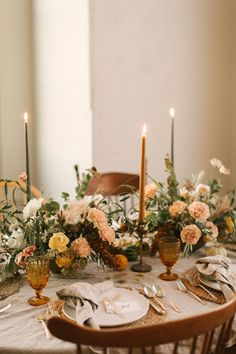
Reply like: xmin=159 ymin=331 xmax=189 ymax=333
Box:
xmin=91 ymin=0 xmax=235 ymax=189
xmin=230 ymin=0 xmax=236 ymax=188
xmin=0 ymin=0 xmax=35 ymax=182
xmin=32 ymin=0 xmax=92 ymax=199
xmin=0 ymin=0 xmax=235 ymax=198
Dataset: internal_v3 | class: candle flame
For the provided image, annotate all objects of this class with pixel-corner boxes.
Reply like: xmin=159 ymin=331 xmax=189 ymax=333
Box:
xmin=24 ymin=112 xmax=28 ymax=123
xmin=170 ymin=108 xmax=175 ymax=118
xmin=142 ymin=124 xmax=147 ymax=135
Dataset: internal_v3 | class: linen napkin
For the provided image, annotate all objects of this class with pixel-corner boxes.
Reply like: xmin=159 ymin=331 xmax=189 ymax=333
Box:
xmin=195 ymin=255 xmax=235 ymax=301
xmin=57 ymin=280 xmax=113 ymax=329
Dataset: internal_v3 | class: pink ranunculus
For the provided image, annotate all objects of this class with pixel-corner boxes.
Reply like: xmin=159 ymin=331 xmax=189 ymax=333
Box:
xmin=204 ymin=221 xmax=218 ymax=242
xmin=71 ymin=237 xmax=91 ymax=257
xmin=15 ymin=252 xmax=27 ymax=267
xmin=99 ymin=226 xmax=115 ymax=244
xmin=169 ymin=201 xmax=187 ymax=218
xmin=14 ymin=245 xmax=36 ymax=267
xmin=145 ymin=183 xmax=157 ymax=199
xmin=180 ymin=225 xmax=202 ymax=245
xmin=188 ymin=201 xmax=210 ymax=223
xmin=23 ymin=245 xmax=36 ymax=255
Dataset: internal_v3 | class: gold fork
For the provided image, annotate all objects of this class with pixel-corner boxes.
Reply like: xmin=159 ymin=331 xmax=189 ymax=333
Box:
xmin=35 ymin=310 xmax=52 ymax=339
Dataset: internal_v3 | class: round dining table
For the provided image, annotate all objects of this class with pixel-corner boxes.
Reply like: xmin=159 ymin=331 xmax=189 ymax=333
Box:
xmin=0 ymin=252 xmax=236 ymax=354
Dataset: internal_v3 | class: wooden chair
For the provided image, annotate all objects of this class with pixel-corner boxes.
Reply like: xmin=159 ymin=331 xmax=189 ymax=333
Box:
xmin=85 ymin=172 xmax=139 ymax=210
xmin=0 ymin=179 xmax=41 ymax=208
xmin=48 ymin=297 xmax=236 ymax=354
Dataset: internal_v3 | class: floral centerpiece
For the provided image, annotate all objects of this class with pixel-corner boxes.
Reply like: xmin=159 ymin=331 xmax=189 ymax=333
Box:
xmin=0 ymin=169 xmax=117 ymax=280
xmin=121 ymin=157 xmax=236 ymax=257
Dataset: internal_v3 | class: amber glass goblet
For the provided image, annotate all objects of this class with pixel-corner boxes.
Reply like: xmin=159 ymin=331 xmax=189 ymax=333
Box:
xmin=158 ymin=237 xmax=180 ymax=281
xmin=26 ymin=257 xmax=50 ymax=306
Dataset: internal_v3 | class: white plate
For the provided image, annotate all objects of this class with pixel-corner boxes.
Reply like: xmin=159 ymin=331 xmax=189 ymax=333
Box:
xmin=62 ymin=288 xmax=149 ymax=327
xmin=199 ymin=275 xmax=221 ymax=291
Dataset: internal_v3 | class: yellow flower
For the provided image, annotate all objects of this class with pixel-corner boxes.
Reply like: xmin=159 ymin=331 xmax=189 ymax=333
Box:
xmin=55 ymin=253 xmax=73 ymax=268
xmin=225 ymin=217 xmax=234 ymax=234
xmin=49 ymin=232 xmax=69 ymax=252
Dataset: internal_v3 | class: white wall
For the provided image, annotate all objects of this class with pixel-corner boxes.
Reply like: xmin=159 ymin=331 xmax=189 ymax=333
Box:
xmin=0 ymin=0 xmax=235 ymax=199
xmin=0 ymin=0 xmax=34 ymax=181
xmin=33 ymin=0 xmax=92 ymax=200
xmin=91 ymin=0 xmax=234 ymax=189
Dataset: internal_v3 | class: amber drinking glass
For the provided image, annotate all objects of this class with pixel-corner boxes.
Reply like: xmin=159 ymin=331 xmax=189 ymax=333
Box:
xmin=26 ymin=257 xmax=50 ymax=306
xmin=158 ymin=237 xmax=180 ymax=281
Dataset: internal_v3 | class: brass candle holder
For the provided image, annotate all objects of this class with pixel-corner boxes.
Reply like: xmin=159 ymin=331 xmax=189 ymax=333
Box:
xmin=131 ymin=222 xmax=152 ymax=273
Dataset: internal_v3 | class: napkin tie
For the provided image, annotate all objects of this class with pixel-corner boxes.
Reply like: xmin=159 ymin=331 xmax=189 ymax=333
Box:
xmin=195 ymin=255 xmax=235 ymax=301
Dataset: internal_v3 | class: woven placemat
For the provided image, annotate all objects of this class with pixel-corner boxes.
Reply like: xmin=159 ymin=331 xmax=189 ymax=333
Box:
xmin=0 ymin=273 xmax=22 ymax=300
xmin=48 ymin=297 xmax=167 ymax=329
xmin=183 ymin=268 xmax=225 ymax=304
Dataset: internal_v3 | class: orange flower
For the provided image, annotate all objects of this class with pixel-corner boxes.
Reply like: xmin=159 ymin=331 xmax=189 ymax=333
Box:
xmin=113 ymin=254 xmax=128 ymax=271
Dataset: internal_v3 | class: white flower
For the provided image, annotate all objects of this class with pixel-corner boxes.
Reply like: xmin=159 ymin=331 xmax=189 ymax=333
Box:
xmin=127 ymin=210 xmax=139 ymax=221
xmin=210 ymin=158 xmax=230 ymax=175
xmin=219 ymin=165 xmax=230 ymax=175
xmin=7 ymin=228 xmax=26 ymax=249
xmin=210 ymin=158 xmax=222 ymax=169
xmin=111 ymin=219 xmax=121 ymax=231
xmin=179 ymin=187 xmax=193 ymax=200
xmin=0 ymin=252 xmax=11 ymax=267
xmin=91 ymin=194 xmax=104 ymax=206
xmin=23 ymin=198 xmax=44 ymax=220
xmin=195 ymin=184 xmax=210 ymax=197
xmin=63 ymin=198 xmax=90 ymax=225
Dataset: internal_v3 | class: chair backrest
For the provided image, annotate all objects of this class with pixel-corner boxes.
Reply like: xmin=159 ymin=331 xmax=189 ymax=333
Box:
xmin=48 ymin=297 xmax=236 ymax=354
xmin=0 ymin=179 xmax=41 ymax=208
xmin=86 ymin=172 xmax=139 ymax=196
xmin=85 ymin=172 xmax=139 ymax=211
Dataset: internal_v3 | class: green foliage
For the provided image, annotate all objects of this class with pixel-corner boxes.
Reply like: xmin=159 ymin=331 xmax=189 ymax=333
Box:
xmin=41 ymin=199 xmax=60 ymax=214
xmin=165 ymin=155 xmax=179 ymax=202
xmin=75 ymin=167 xmax=97 ymax=200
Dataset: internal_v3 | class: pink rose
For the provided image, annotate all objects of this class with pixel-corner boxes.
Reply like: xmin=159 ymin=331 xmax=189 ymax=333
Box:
xmin=87 ymin=208 xmax=115 ymax=243
xmin=87 ymin=208 xmax=107 ymax=229
xmin=99 ymin=226 xmax=115 ymax=244
xmin=188 ymin=201 xmax=210 ymax=223
xmin=71 ymin=237 xmax=91 ymax=257
xmin=169 ymin=201 xmax=187 ymax=218
xmin=145 ymin=184 xmax=157 ymax=199
xmin=180 ymin=225 xmax=202 ymax=245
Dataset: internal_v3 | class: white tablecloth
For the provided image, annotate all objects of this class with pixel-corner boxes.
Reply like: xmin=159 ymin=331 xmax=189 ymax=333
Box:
xmin=0 ymin=254 xmax=236 ymax=354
